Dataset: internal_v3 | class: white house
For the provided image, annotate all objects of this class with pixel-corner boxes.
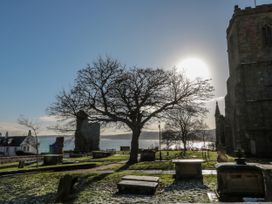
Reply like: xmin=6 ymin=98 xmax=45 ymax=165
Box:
xmin=0 ymin=135 xmax=37 ymax=156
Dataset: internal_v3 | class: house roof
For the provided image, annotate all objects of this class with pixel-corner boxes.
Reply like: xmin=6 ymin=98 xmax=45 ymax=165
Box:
xmin=0 ymin=136 xmax=27 ymax=147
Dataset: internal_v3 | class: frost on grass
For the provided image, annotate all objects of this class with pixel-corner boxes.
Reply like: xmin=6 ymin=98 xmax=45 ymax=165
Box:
xmin=0 ymin=172 xmax=216 ymax=204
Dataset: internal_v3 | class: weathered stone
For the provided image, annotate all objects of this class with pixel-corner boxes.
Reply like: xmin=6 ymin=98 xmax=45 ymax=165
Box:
xmin=74 ymin=110 xmax=100 ymax=153
xmin=43 ymin=154 xmax=63 ymax=165
xmin=259 ymin=164 xmax=272 ymax=201
xmin=120 ymin=146 xmax=130 ymax=151
xmin=216 ymin=162 xmax=272 ymax=202
xmin=49 ymin=137 xmax=64 ymax=154
xmin=215 ymin=4 xmax=272 ymax=157
xmin=55 ymin=175 xmax=78 ymax=202
xmin=92 ymin=151 xmax=112 ymax=159
xmin=117 ymin=180 xmax=158 ymax=195
xmin=140 ymin=149 xmax=156 ymax=161
xmin=172 ymin=159 xmax=204 ymax=180
xmin=122 ymin=175 xmax=160 ymax=182
xmin=18 ymin=160 xmax=25 ymax=168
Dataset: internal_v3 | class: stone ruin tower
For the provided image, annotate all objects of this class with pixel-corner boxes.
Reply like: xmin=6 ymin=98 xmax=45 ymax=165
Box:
xmin=74 ymin=110 xmax=100 ymax=153
xmin=216 ymin=4 xmax=272 ymax=157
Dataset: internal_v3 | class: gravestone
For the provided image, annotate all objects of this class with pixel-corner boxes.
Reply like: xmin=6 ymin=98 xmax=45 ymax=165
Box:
xmin=74 ymin=110 xmax=100 ymax=153
xmin=55 ymin=175 xmax=78 ymax=202
xmin=18 ymin=161 xmax=25 ymax=168
xmin=140 ymin=149 xmax=156 ymax=161
xmin=120 ymin=146 xmax=130 ymax=151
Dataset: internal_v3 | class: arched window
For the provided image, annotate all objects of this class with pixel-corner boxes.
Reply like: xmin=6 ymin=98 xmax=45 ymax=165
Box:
xmin=262 ymin=24 xmax=272 ymax=47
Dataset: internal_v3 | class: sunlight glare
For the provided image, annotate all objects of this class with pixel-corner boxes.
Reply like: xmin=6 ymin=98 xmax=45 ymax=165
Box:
xmin=177 ymin=58 xmax=210 ymax=80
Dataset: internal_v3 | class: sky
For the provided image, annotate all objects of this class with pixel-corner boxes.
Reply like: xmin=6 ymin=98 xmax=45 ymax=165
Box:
xmin=1 ymin=0 xmax=272 ymax=135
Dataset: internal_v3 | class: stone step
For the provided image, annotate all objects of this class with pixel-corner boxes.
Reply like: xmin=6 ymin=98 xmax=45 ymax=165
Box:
xmin=118 ymin=180 xmax=158 ymax=195
xmin=122 ymin=175 xmax=160 ymax=182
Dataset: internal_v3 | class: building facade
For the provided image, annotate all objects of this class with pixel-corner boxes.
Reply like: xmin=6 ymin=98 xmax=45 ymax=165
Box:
xmin=216 ymin=4 xmax=272 ymax=157
xmin=0 ymin=135 xmax=37 ymax=156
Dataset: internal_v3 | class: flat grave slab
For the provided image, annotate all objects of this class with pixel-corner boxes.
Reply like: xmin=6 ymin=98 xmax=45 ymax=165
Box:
xmin=117 ymin=180 xmax=158 ymax=195
xmin=122 ymin=175 xmax=160 ymax=182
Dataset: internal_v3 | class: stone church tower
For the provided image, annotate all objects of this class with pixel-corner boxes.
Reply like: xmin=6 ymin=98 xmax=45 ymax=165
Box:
xmin=216 ymin=4 xmax=272 ymax=157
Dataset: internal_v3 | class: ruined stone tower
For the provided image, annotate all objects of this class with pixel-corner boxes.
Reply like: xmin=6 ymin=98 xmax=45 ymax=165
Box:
xmin=74 ymin=110 xmax=100 ymax=153
xmin=216 ymin=4 xmax=272 ymax=157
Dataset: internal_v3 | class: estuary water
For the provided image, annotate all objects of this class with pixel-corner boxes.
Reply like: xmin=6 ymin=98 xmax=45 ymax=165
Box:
xmin=38 ymin=135 xmax=214 ymax=153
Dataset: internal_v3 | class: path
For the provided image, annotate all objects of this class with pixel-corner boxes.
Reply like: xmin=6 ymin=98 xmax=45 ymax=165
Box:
xmin=68 ymin=160 xmax=217 ymax=175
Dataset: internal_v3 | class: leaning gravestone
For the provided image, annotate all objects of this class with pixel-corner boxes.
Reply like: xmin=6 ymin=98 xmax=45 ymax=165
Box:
xmin=18 ymin=161 xmax=25 ymax=168
xmin=55 ymin=175 xmax=78 ymax=202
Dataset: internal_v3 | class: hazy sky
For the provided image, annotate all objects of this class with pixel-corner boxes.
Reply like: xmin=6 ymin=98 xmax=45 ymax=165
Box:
xmin=1 ymin=0 xmax=271 ymax=135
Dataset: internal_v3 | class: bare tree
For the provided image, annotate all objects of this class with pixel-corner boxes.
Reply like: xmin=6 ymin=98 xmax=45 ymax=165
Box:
xmin=17 ymin=115 xmax=40 ymax=167
xmin=161 ymin=128 xmax=177 ymax=156
xmin=48 ymin=57 xmax=214 ymax=163
xmin=165 ymin=105 xmax=207 ymax=157
xmin=195 ymin=122 xmax=210 ymax=160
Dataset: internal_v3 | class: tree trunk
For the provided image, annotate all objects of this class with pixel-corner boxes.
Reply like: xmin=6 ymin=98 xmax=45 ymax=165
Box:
xmin=182 ymin=136 xmax=187 ymax=157
xmin=128 ymin=128 xmax=141 ymax=164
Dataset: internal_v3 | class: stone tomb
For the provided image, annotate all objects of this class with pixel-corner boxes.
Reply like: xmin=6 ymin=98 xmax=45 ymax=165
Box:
xmin=140 ymin=149 xmax=156 ymax=161
xmin=120 ymin=146 xmax=130 ymax=151
xmin=172 ymin=159 xmax=204 ymax=180
xmin=118 ymin=175 xmax=159 ymax=195
xmin=216 ymin=162 xmax=272 ymax=202
xmin=43 ymin=154 xmax=63 ymax=165
xmin=92 ymin=151 xmax=113 ymax=159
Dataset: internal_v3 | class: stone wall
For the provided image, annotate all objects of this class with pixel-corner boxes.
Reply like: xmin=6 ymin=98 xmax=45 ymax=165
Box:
xmin=216 ymin=4 xmax=272 ymax=157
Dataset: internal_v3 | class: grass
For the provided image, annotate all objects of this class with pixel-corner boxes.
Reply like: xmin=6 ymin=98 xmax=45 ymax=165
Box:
xmin=128 ymin=161 xmax=174 ymax=170
xmin=0 ymin=170 xmax=217 ymax=203
xmin=155 ymin=150 xmax=219 ymax=160
xmin=0 ymin=150 xmax=232 ymax=174
xmin=0 ymin=161 xmax=104 ymax=174
xmin=0 ymin=162 xmax=18 ymax=167
xmin=90 ymin=154 xmax=129 ymax=162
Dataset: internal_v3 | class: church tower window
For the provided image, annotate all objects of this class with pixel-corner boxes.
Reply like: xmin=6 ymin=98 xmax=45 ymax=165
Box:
xmin=262 ymin=24 xmax=272 ymax=47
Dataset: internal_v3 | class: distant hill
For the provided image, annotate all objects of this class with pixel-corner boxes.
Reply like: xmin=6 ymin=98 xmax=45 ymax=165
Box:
xmin=101 ymin=129 xmax=215 ymax=142
xmin=101 ymin=131 xmax=159 ymax=140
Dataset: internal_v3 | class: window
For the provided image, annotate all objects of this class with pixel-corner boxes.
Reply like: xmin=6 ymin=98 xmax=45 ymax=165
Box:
xmin=262 ymin=24 xmax=272 ymax=47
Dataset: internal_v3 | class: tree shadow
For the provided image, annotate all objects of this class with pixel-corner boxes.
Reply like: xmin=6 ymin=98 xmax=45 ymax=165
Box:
xmin=3 ymin=192 xmax=56 ymax=204
xmin=58 ymin=172 xmax=124 ymax=203
xmin=115 ymin=163 xmax=131 ymax=172
xmin=163 ymin=179 xmax=209 ymax=192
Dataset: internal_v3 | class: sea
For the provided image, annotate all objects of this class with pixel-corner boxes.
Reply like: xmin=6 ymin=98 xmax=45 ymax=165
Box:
xmin=38 ymin=135 xmax=214 ymax=153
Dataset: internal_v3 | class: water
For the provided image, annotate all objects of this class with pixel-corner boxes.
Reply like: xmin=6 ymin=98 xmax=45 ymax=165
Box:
xmin=38 ymin=136 xmax=214 ymax=153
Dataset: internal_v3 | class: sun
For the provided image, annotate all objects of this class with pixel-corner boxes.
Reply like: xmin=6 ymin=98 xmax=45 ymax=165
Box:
xmin=177 ymin=57 xmax=210 ymax=80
